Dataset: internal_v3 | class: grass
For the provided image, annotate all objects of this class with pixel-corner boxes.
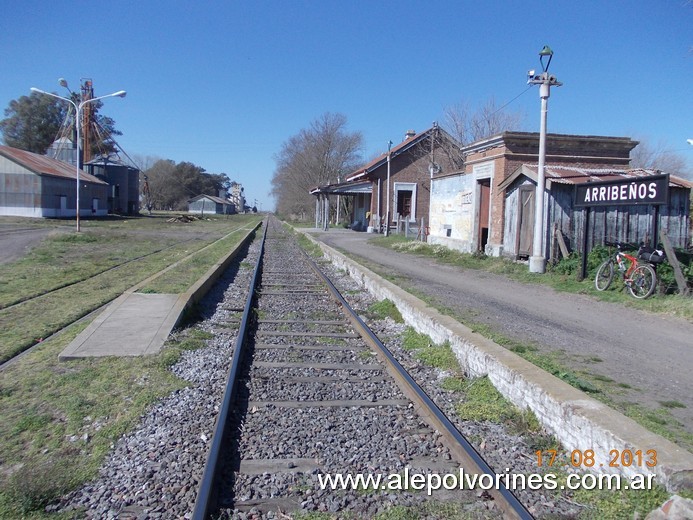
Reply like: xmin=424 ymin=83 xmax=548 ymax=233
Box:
xmin=0 ymin=213 xmax=262 ymax=518
xmin=399 ymin=327 xmax=544 ymax=436
xmin=0 ymin=321 xmax=210 ymax=518
xmin=373 ymin=502 xmax=476 ymax=519
xmin=373 ymin=236 xmax=693 ymax=321
xmin=292 ymin=226 xmax=324 ymax=258
xmin=453 ymin=376 xmax=542 ymax=435
xmin=401 ymin=327 xmax=459 ymax=371
xmin=366 ymin=299 xmax=403 ymax=323
xmin=659 ymin=400 xmax=686 ymax=409
xmin=570 ymin=483 xmax=671 ymax=520
xmin=137 ymin=226 xmax=252 ymax=293
xmin=335 ymin=235 xmax=693 ymax=450
xmin=0 ymin=214 xmax=261 ymax=363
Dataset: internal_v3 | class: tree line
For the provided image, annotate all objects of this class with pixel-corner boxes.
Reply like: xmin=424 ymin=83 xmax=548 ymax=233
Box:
xmin=272 ymin=99 xmax=691 ymax=222
xmin=1 ymin=91 xmax=689 ymax=218
xmin=143 ymin=160 xmax=231 ymax=211
xmin=0 ymin=92 xmax=232 ymax=212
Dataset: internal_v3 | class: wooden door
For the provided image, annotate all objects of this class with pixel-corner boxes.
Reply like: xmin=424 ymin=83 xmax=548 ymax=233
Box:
xmin=517 ymin=186 xmax=534 ymax=257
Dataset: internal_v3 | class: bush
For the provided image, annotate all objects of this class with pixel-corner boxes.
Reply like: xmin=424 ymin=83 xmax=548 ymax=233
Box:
xmin=588 ymin=245 xmax=613 ymax=272
xmin=550 ymin=252 xmax=580 ymax=275
xmin=655 ymin=249 xmax=692 ymax=293
xmin=549 ymin=246 xmax=609 ymax=276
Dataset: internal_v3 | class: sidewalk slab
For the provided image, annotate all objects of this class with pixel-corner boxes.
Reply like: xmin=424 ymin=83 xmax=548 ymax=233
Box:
xmin=59 ymin=293 xmax=181 ymax=360
xmin=58 ymin=221 xmax=262 ymax=361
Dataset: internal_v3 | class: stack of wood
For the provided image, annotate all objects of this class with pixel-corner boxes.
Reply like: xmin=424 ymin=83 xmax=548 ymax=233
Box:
xmin=166 ymin=214 xmax=201 ymax=223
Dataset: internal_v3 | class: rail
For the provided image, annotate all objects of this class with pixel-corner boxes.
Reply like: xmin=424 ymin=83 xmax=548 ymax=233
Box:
xmin=192 ymin=217 xmax=534 ymax=519
xmin=191 ymin=220 xmax=267 ymax=519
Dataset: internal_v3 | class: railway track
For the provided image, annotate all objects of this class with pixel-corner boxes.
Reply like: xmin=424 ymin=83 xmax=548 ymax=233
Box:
xmin=193 ymin=216 xmax=533 ymax=519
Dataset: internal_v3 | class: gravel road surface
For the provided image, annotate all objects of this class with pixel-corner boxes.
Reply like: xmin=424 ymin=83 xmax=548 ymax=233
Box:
xmin=0 ymin=225 xmax=63 ymax=264
xmin=311 ymin=229 xmax=693 ymax=438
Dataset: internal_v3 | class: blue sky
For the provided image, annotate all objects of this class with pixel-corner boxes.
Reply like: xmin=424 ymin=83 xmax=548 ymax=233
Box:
xmin=1 ymin=0 xmax=691 ymax=210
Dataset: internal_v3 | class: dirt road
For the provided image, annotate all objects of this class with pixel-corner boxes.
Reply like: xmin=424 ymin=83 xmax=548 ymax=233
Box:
xmin=310 ymin=229 xmax=693 ymax=439
xmin=0 ymin=225 xmax=63 ymax=265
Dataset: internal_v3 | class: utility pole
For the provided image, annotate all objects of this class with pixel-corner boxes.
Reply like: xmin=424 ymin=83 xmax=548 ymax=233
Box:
xmin=527 ymin=46 xmax=562 ymax=273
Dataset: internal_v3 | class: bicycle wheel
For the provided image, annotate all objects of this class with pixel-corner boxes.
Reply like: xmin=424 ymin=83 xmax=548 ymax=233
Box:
xmin=628 ymin=264 xmax=656 ymax=299
xmin=595 ymin=260 xmax=614 ymax=291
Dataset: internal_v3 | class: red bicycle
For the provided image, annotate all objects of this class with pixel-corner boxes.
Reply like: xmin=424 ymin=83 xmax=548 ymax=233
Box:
xmin=594 ymin=242 xmax=664 ymax=299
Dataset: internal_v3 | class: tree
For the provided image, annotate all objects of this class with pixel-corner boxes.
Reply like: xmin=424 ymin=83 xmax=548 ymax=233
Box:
xmin=443 ymin=97 xmax=526 ymax=146
xmin=0 ymin=91 xmax=122 ymax=157
xmin=630 ymin=137 xmax=691 ymax=179
xmin=0 ymin=92 xmax=68 ymax=153
xmin=143 ymin=159 xmax=177 ymax=210
xmin=131 ymin=154 xmax=161 ymax=172
xmin=143 ymin=159 xmax=230 ymax=211
xmin=271 ymin=113 xmax=363 ymax=219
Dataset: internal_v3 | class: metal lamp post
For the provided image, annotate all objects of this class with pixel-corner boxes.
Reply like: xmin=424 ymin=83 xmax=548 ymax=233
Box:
xmin=385 ymin=140 xmax=393 ymax=237
xmin=31 ymin=80 xmax=126 ymax=232
xmin=527 ymin=45 xmax=562 ymax=273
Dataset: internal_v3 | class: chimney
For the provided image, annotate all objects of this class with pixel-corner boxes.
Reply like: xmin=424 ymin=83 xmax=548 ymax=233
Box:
xmin=219 ymin=189 xmax=227 ymax=199
xmin=404 ymin=129 xmax=416 ymax=140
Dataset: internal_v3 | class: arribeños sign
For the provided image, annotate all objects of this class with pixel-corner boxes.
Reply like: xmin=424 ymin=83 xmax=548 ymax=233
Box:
xmin=574 ymin=174 xmax=669 ymax=207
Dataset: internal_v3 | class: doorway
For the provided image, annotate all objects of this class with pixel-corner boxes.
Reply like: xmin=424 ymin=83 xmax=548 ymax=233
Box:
xmin=477 ymin=179 xmax=490 ymax=251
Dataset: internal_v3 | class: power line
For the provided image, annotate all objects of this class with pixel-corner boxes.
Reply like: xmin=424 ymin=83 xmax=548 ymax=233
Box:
xmin=487 ymin=85 xmax=533 ymax=118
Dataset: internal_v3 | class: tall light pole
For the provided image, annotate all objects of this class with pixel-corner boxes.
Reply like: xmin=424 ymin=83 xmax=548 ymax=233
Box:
xmin=31 ymin=80 xmax=126 ymax=232
xmin=527 ymin=46 xmax=561 ymax=273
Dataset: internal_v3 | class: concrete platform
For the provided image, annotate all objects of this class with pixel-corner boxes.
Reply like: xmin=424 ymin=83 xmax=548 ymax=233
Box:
xmin=59 ymin=293 xmax=182 ymax=360
xmin=58 ymin=222 xmax=261 ymax=360
xmin=298 ymin=228 xmax=693 ymax=493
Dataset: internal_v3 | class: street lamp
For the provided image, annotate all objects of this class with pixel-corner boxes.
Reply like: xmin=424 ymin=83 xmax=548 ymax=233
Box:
xmin=385 ymin=140 xmax=393 ymax=237
xmin=527 ymin=45 xmax=562 ymax=273
xmin=31 ymin=80 xmax=126 ymax=232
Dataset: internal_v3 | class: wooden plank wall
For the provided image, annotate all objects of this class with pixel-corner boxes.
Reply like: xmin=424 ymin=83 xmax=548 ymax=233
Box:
xmin=558 ymin=186 xmax=690 ymax=253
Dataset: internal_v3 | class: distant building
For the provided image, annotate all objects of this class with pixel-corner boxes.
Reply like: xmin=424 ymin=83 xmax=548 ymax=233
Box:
xmin=86 ymin=155 xmax=140 ymax=215
xmin=0 ymin=145 xmax=109 ymax=218
xmin=188 ymin=194 xmax=235 ymax=215
xmin=46 ymin=137 xmax=78 ymax=165
xmin=229 ymin=182 xmax=246 ymax=212
xmin=311 ymin=126 xmax=462 ymax=231
xmin=346 ymin=126 xmax=462 ymax=231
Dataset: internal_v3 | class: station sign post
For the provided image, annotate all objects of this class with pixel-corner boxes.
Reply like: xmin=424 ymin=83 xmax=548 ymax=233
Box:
xmin=574 ymin=174 xmax=669 ymax=280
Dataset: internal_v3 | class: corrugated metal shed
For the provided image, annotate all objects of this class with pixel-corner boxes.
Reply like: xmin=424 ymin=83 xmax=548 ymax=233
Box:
xmin=0 ymin=145 xmax=107 ymax=185
xmin=499 ymin=164 xmax=692 ymax=190
xmin=500 ymin=165 xmax=691 ymax=254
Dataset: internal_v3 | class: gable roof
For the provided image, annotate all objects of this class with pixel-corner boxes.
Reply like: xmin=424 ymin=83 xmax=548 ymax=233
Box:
xmin=86 ymin=154 xmax=140 ymax=171
xmin=0 ymin=145 xmax=107 ymax=185
xmin=189 ymin=194 xmax=233 ymax=205
xmin=309 ymin=180 xmax=372 ymax=196
xmin=345 ymin=126 xmax=460 ymax=182
xmin=499 ymin=164 xmax=693 ymax=191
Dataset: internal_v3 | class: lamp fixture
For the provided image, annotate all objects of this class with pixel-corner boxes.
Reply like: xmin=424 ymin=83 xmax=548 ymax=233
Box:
xmin=539 ymin=45 xmax=554 ymax=72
